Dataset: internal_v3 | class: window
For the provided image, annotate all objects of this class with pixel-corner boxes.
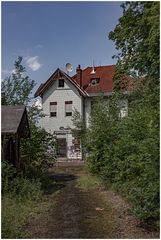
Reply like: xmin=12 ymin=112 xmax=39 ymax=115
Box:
xmin=65 ymin=101 xmax=72 ymax=116
xmin=90 ymin=78 xmax=100 ymax=85
xmin=50 ymin=102 xmax=57 ymax=117
xmin=58 ymin=79 xmax=64 ymax=88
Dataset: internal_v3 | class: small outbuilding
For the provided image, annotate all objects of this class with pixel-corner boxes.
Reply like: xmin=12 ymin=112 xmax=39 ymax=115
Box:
xmin=2 ymin=105 xmax=30 ymax=170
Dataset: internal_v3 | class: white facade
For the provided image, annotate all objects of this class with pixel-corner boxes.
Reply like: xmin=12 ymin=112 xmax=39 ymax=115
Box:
xmin=41 ymin=79 xmax=83 ymax=132
xmin=41 ymin=77 xmax=84 ymax=160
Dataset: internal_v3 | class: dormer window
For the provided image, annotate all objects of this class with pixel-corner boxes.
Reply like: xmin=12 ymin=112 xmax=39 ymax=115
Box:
xmin=90 ymin=78 xmax=100 ymax=85
xmin=58 ymin=79 xmax=64 ymax=88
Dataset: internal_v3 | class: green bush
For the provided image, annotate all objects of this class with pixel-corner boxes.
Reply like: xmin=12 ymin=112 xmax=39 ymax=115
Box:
xmin=86 ymin=93 xmax=159 ymax=222
xmin=2 ymin=160 xmax=16 ymax=194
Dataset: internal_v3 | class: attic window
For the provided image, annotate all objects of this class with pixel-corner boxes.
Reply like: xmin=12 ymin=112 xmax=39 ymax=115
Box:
xmin=58 ymin=79 xmax=64 ymax=87
xmin=90 ymin=78 xmax=100 ymax=85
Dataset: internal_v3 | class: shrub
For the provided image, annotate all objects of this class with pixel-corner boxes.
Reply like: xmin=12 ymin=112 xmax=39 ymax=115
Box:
xmin=87 ymin=93 xmax=159 ymax=222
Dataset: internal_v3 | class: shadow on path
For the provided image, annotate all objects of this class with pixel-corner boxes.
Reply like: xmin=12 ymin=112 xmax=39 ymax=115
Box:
xmin=49 ymin=173 xmax=77 ymax=182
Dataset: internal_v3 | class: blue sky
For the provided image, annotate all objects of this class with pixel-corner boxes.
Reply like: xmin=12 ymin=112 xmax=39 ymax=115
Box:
xmin=2 ymin=1 xmax=123 ymax=91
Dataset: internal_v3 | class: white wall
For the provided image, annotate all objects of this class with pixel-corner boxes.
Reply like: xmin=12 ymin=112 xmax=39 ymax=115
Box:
xmin=41 ymin=79 xmax=83 ymax=133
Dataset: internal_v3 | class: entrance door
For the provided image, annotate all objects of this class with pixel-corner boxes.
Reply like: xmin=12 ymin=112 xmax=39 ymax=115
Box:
xmin=57 ymin=138 xmax=67 ymax=157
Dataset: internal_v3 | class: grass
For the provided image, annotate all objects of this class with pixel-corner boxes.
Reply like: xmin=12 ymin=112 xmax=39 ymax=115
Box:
xmin=2 ymin=175 xmax=60 ymax=239
xmin=76 ymin=173 xmax=102 ymax=190
xmin=2 ymin=191 xmax=60 ymax=239
xmin=2 ymin=196 xmax=37 ymax=238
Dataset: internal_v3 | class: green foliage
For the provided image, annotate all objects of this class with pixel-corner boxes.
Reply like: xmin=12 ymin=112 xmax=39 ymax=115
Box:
xmin=2 ymin=160 xmax=42 ymax=199
xmin=72 ymin=108 xmax=86 ymax=139
xmin=1 ymin=56 xmax=57 ymax=176
xmin=20 ymin=122 xmax=56 ymax=177
xmin=2 ymin=161 xmax=42 ymax=238
xmin=87 ymin=94 xmax=159 ymax=221
xmin=109 ymin=2 xmax=159 ymax=79
xmin=2 ymin=160 xmax=17 ymax=194
xmin=71 ymin=108 xmax=87 ymax=157
xmin=2 ymin=56 xmax=35 ymax=105
xmin=87 ymin=2 xmax=159 ymax=222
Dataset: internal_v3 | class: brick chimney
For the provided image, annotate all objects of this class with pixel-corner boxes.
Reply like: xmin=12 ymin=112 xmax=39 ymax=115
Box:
xmin=76 ymin=64 xmax=82 ymax=88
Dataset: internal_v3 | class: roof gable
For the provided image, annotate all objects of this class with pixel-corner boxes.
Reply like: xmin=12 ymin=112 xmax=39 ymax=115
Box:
xmin=35 ymin=68 xmax=88 ymax=97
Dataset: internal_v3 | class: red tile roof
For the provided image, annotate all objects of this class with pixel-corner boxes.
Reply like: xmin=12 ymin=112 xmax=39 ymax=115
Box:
xmin=73 ymin=65 xmax=132 ymax=94
xmin=73 ymin=65 xmax=116 ymax=93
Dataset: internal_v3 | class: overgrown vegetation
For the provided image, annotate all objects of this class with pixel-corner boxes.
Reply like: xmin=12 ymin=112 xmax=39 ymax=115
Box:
xmin=2 ymin=160 xmax=42 ymax=238
xmin=1 ymin=57 xmax=56 ymax=238
xmin=77 ymin=174 xmax=101 ymax=190
xmin=85 ymin=2 xmax=159 ymax=223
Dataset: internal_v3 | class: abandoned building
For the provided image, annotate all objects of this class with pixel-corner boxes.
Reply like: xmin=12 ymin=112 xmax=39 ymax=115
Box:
xmin=2 ymin=105 xmax=30 ymax=169
xmin=35 ymin=64 xmax=130 ymax=161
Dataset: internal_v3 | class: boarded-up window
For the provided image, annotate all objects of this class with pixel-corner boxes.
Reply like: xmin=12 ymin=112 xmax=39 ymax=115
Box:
xmin=65 ymin=101 xmax=72 ymax=116
xmin=50 ymin=102 xmax=57 ymax=117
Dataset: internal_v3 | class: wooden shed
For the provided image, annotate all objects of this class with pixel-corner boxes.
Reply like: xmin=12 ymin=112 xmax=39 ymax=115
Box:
xmin=1 ymin=105 xmax=30 ymax=170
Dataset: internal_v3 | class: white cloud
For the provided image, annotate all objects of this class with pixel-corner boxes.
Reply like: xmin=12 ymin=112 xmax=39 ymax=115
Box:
xmin=25 ymin=56 xmax=42 ymax=71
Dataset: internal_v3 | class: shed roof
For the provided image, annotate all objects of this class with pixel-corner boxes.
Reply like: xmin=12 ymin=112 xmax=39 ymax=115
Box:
xmin=2 ymin=105 xmax=30 ymax=137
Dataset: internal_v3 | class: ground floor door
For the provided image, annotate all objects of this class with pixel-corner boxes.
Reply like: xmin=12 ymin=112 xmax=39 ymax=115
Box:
xmin=57 ymin=138 xmax=67 ymax=158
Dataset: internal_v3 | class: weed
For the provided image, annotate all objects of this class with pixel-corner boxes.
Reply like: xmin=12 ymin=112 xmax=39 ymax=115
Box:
xmin=76 ymin=174 xmax=101 ymax=190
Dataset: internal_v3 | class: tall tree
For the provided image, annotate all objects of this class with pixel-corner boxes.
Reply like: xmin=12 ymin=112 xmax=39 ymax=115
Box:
xmin=2 ymin=56 xmax=35 ymax=105
xmin=109 ymin=2 xmax=159 ymax=79
xmin=109 ymin=2 xmax=159 ymax=94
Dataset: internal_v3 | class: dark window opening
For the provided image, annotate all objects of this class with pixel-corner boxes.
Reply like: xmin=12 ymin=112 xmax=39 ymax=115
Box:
xmin=66 ymin=112 xmax=72 ymax=116
xmin=90 ymin=78 xmax=100 ymax=85
xmin=50 ymin=112 xmax=57 ymax=117
xmin=58 ymin=79 xmax=64 ymax=87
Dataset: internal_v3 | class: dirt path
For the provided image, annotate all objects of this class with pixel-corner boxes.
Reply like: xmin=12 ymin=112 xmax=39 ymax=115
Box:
xmin=26 ymin=165 xmax=159 ymax=239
